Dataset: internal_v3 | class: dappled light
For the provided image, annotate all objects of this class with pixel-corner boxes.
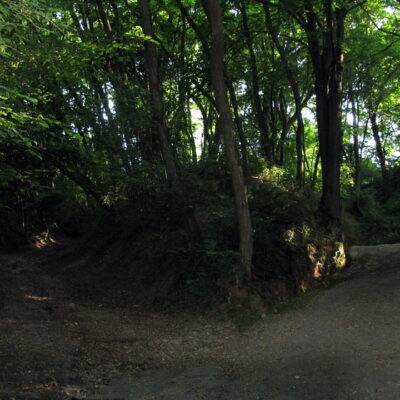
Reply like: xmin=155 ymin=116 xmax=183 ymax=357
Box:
xmin=31 ymin=233 xmax=58 ymax=249
xmin=24 ymin=295 xmax=52 ymax=302
xmin=1 ymin=0 xmax=400 ymax=398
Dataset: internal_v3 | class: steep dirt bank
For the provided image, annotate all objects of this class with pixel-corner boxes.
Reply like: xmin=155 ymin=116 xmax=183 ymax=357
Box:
xmin=0 ymin=241 xmax=399 ymax=399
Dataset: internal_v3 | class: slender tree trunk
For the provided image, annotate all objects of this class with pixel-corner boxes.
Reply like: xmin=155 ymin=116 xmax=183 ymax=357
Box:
xmin=226 ymin=78 xmax=249 ymax=178
xmin=312 ymin=148 xmax=320 ymax=189
xmin=367 ymin=105 xmax=387 ymax=182
xmin=173 ymin=16 xmax=188 ymax=156
xmin=138 ymin=0 xmax=202 ymax=245
xmin=194 ymin=98 xmax=211 ymax=158
xmin=72 ymin=3 xmax=131 ymax=170
xmin=349 ymin=93 xmax=362 ymax=214
xmin=186 ymin=98 xmax=198 ymax=163
xmin=94 ymin=0 xmax=113 ymax=39
xmin=95 ymin=81 xmax=130 ymax=172
xmin=264 ymin=5 xmax=305 ymax=187
xmin=202 ymin=0 xmax=253 ymax=275
xmin=56 ymin=164 xmax=109 ymax=211
xmin=240 ymin=0 xmax=272 ymax=164
xmin=176 ymin=0 xmax=209 ymax=51
xmin=277 ymin=90 xmax=289 ymax=166
xmin=177 ymin=0 xmax=246 ymax=167
xmin=138 ymin=0 xmax=179 ymax=186
xmin=69 ymin=6 xmax=86 ymax=41
xmin=108 ymin=0 xmax=122 ymax=38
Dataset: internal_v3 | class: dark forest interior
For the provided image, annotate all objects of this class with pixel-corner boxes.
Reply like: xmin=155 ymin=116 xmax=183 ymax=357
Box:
xmin=1 ymin=0 xmax=400 ymax=309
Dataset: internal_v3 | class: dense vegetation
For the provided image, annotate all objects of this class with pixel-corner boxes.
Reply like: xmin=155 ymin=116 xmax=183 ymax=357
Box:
xmin=1 ymin=0 xmax=400 ymax=307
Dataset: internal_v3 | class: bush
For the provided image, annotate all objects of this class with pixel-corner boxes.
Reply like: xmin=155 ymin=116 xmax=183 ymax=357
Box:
xmin=62 ymin=165 xmax=347 ymax=312
xmin=344 ymin=168 xmax=400 ymax=245
xmin=0 ymin=205 xmax=26 ymax=249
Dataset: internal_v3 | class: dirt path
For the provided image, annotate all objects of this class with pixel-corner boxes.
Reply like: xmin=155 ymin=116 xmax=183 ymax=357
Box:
xmin=1 ymin=242 xmax=400 ymax=399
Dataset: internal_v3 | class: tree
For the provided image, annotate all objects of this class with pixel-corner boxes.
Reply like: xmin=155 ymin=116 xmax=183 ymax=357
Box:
xmin=302 ymin=0 xmax=348 ymax=231
xmin=3 ymin=0 xmax=400 ymax=276
xmin=202 ymin=0 xmax=253 ymax=276
xmin=138 ymin=0 xmax=179 ymax=185
xmin=264 ymin=4 xmax=306 ymax=187
xmin=256 ymin=0 xmax=360 ymax=232
xmin=343 ymin=1 xmax=400 ymax=187
xmin=239 ymin=0 xmax=272 ymax=164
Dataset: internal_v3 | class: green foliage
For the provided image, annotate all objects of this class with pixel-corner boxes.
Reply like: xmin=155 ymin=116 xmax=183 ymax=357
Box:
xmin=181 ymin=240 xmax=240 ymax=306
xmin=1 ymin=0 xmax=400 ymax=314
xmin=344 ymin=165 xmax=400 ymax=244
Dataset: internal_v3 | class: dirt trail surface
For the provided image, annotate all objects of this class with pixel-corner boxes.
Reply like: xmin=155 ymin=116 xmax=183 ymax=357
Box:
xmin=1 ymin=241 xmax=400 ymax=400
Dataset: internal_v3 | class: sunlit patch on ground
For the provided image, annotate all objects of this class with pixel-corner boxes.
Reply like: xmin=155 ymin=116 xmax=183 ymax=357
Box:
xmin=2 ymin=243 xmax=400 ymax=400
xmin=24 ymin=295 xmax=53 ymax=302
xmin=32 ymin=233 xmax=58 ymax=249
xmin=24 ymin=383 xmax=62 ymax=392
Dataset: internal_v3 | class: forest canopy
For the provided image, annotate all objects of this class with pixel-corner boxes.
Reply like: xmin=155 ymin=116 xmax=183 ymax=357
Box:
xmin=1 ymin=0 xmax=400 ymax=305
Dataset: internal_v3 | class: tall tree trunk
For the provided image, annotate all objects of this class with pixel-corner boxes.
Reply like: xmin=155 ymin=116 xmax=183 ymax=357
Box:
xmin=239 ymin=0 xmax=272 ymax=164
xmin=367 ymin=105 xmax=388 ymax=182
xmin=226 ymin=78 xmax=249 ymax=178
xmin=194 ymin=98 xmax=211 ymax=159
xmin=94 ymin=0 xmax=113 ymax=40
xmin=173 ymin=16 xmax=188 ymax=157
xmin=176 ymin=21 xmax=197 ymax=164
xmin=202 ymin=0 xmax=253 ymax=275
xmin=269 ymin=90 xmax=279 ymax=163
xmin=138 ymin=0 xmax=179 ymax=186
xmin=311 ymin=148 xmax=320 ymax=188
xmin=304 ymin=2 xmax=346 ymax=231
xmin=264 ymin=5 xmax=305 ymax=187
xmin=186 ymin=98 xmax=198 ymax=164
xmin=349 ymin=92 xmax=362 ymax=214
xmin=277 ymin=89 xmax=289 ymax=166
xmin=177 ymin=0 xmax=246 ymax=167
xmin=138 ymin=0 xmax=201 ymax=244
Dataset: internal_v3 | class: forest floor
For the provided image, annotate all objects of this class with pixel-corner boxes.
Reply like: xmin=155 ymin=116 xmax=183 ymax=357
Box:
xmin=1 ymin=239 xmax=400 ymax=400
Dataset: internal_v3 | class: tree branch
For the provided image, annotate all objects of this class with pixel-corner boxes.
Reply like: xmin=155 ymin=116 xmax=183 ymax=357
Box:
xmin=254 ymin=0 xmax=308 ymax=31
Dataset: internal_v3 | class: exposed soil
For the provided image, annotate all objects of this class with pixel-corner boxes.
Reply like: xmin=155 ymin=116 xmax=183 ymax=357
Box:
xmin=0 ymin=240 xmax=400 ymax=399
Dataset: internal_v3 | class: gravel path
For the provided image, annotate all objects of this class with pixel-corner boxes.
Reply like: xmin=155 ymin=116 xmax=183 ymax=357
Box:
xmin=89 ymin=244 xmax=400 ymax=400
xmin=0 ymin=243 xmax=399 ymax=399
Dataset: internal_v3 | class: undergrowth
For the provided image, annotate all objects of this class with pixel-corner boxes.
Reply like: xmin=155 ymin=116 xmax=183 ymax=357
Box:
xmin=343 ymin=167 xmax=400 ymax=245
xmin=62 ymin=166 xmax=347 ymax=317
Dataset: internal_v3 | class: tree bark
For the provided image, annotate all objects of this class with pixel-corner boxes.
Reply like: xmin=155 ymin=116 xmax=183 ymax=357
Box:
xmin=94 ymin=0 xmax=113 ymax=40
xmin=349 ymin=92 xmax=362 ymax=214
xmin=367 ymin=104 xmax=388 ymax=182
xmin=57 ymin=164 xmax=109 ymax=211
xmin=264 ymin=5 xmax=305 ymax=187
xmin=138 ymin=0 xmax=202 ymax=245
xmin=312 ymin=148 xmax=320 ymax=189
xmin=276 ymin=89 xmax=289 ymax=166
xmin=202 ymin=0 xmax=253 ymax=275
xmin=303 ymin=1 xmax=346 ymax=232
xmin=226 ymin=78 xmax=249 ymax=178
xmin=239 ymin=0 xmax=272 ymax=164
xmin=186 ymin=98 xmax=198 ymax=164
xmin=138 ymin=0 xmax=179 ymax=186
